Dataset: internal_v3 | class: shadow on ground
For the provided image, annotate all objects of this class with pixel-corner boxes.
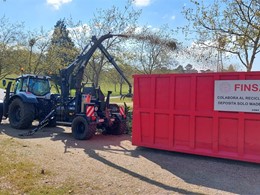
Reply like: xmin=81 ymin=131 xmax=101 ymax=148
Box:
xmin=0 ymin=120 xmax=65 ymax=139
xmin=50 ymin=130 xmax=260 ymax=194
xmin=1 ymin=122 xmax=260 ymax=194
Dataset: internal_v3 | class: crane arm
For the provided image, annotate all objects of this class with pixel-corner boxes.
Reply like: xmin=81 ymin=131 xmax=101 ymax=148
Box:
xmin=59 ymin=33 xmax=114 ymax=103
xmin=92 ymin=36 xmax=132 ymax=97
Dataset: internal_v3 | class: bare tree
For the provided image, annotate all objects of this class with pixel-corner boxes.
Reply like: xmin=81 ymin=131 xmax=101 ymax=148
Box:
xmin=127 ymin=25 xmax=178 ymax=74
xmin=182 ymin=0 xmax=260 ymax=71
xmin=23 ymin=28 xmax=51 ymax=75
xmin=67 ymin=0 xmax=141 ymax=86
xmin=0 ymin=16 xmax=24 ymax=78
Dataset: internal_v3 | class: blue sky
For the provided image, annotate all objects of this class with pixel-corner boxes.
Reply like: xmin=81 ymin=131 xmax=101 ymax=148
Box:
xmin=0 ymin=0 xmax=259 ymax=71
xmin=0 ymin=0 xmax=187 ymax=31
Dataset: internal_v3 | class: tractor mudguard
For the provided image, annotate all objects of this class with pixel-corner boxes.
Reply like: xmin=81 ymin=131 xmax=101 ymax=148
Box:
xmin=10 ymin=93 xmax=38 ymax=104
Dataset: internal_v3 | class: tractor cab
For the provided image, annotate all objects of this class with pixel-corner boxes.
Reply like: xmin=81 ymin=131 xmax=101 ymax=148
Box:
xmin=1 ymin=74 xmax=53 ymax=128
xmin=13 ymin=74 xmax=51 ymax=97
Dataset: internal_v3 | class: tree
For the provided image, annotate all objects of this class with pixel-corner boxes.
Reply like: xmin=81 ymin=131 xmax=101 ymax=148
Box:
xmin=183 ymin=0 xmax=260 ymax=71
xmin=0 ymin=16 xmax=24 ymax=78
xmin=127 ymin=25 xmax=178 ymax=74
xmin=174 ymin=65 xmax=185 ymax=73
xmin=221 ymin=64 xmax=241 ymax=72
xmin=23 ymin=28 xmax=51 ymax=74
xmin=173 ymin=64 xmax=198 ymax=73
xmin=184 ymin=64 xmax=198 ymax=73
xmin=103 ymin=55 xmax=134 ymax=95
xmin=67 ymin=0 xmax=141 ymax=86
xmin=226 ymin=64 xmax=236 ymax=72
xmin=46 ymin=19 xmax=78 ymax=76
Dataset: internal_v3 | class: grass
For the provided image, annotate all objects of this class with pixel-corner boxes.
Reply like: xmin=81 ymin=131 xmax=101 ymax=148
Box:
xmin=110 ymin=97 xmax=133 ymax=104
xmin=0 ymin=137 xmax=84 ymax=195
xmin=99 ymin=82 xmax=132 ymax=97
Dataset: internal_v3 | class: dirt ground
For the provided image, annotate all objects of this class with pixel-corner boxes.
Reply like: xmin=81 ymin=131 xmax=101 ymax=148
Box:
xmin=0 ymin=119 xmax=260 ymax=195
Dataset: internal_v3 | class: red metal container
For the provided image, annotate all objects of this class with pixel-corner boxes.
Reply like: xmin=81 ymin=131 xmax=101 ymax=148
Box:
xmin=132 ymin=72 xmax=260 ymax=163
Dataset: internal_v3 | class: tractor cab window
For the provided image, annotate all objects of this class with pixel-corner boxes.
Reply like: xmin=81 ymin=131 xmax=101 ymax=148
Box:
xmin=21 ymin=77 xmax=28 ymax=91
xmin=14 ymin=77 xmax=28 ymax=94
xmin=14 ymin=79 xmax=22 ymax=94
xmin=28 ymin=78 xmax=50 ymax=96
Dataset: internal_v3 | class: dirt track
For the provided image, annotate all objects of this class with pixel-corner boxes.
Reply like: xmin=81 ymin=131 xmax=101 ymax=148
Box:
xmin=0 ymin=118 xmax=260 ymax=194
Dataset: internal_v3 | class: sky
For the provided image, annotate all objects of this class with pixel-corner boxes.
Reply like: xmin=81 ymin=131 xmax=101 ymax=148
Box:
xmin=0 ymin=0 xmax=186 ymax=31
xmin=0 ymin=0 xmax=259 ymax=71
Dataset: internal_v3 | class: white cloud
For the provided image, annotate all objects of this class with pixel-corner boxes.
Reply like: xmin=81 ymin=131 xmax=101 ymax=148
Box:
xmin=47 ymin=0 xmax=72 ymax=10
xmin=171 ymin=15 xmax=176 ymax=20
xmin=133 ymin=0 xmax=151 ymax=7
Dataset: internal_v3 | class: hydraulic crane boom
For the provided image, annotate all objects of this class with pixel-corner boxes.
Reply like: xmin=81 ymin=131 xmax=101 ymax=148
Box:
xmin=59 ymin=33 xmax=132 ymax=113
xmin=92 ymin=36 xmax=132 ymax=96
xmin=60 ymin=33 xmax=113 ymax=103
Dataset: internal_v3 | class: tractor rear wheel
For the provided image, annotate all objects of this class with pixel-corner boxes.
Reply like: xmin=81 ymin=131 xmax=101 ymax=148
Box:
xmin=106 ymin=118 xmax=127 ymax=135
xmin=72 ymin=116 xmax=96 ymax=140
xmin=9 ymin=98 xmax=35 ymax=129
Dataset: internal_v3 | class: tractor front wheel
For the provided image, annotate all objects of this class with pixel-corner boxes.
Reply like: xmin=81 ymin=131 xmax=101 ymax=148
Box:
xmin=9 ymin=98 xmax=35 ymax=129
xmin=72 ymin=116 xmax=96 ymax=140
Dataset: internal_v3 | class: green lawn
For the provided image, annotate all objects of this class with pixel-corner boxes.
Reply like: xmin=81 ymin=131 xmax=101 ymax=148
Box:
xmin=99 ymin=82 xmax=132 ymax=97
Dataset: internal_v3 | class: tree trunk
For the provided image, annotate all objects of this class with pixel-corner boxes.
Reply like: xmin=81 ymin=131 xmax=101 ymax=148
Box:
xmin=247 ymin=63 xmax=252 ymax=72
xmin=114 ymin=83 xmax=117 ymax=92
xmin=120 ymin=83 xmax=122 ymax=95
xmin=119 ymin=77 xmax=123 ymax=95
xmin=94 ymin=74 xmax=99 ymax=87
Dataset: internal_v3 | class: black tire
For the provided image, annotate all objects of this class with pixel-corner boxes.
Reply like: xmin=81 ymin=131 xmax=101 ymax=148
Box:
xmin=0 ymin=103 xmax=3 ymax=124
xmin=106 ymin=118 xmax=127 ymax=135
xmin=72 ymin=116 xmax=96 ymax=140
xmin=9 ymin=98 xmax=35 ymax=129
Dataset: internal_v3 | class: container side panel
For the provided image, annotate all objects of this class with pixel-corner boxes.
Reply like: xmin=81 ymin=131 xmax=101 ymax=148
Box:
xmin=196 ymin=76 xmax=214 ymax=111
xmin=219 ymin=118 xmax=238 ymax=153
xmin=244 ymin=120 xmax=260 ymax=156
xmin=132 ymin=111 xmax=140 ymax=145
xmin=140 ymin=112 xmax=152 ymax=144
xmin=195 ymin=117 xmax=213 ymax=151
xmin=174 ymin=77 xmax=191 ymax=110
xmin=174 ymin=115 xmax=190 ymax=148
xmin=155 ymin=77 xmax=170 ymax=109
xmin=133 ymin=72 xmax=260 ymax=163
xmin=154 ymin=113 xmax=169 ymax=145
xmin=138 ymin=78 xmax=152 ymax=109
